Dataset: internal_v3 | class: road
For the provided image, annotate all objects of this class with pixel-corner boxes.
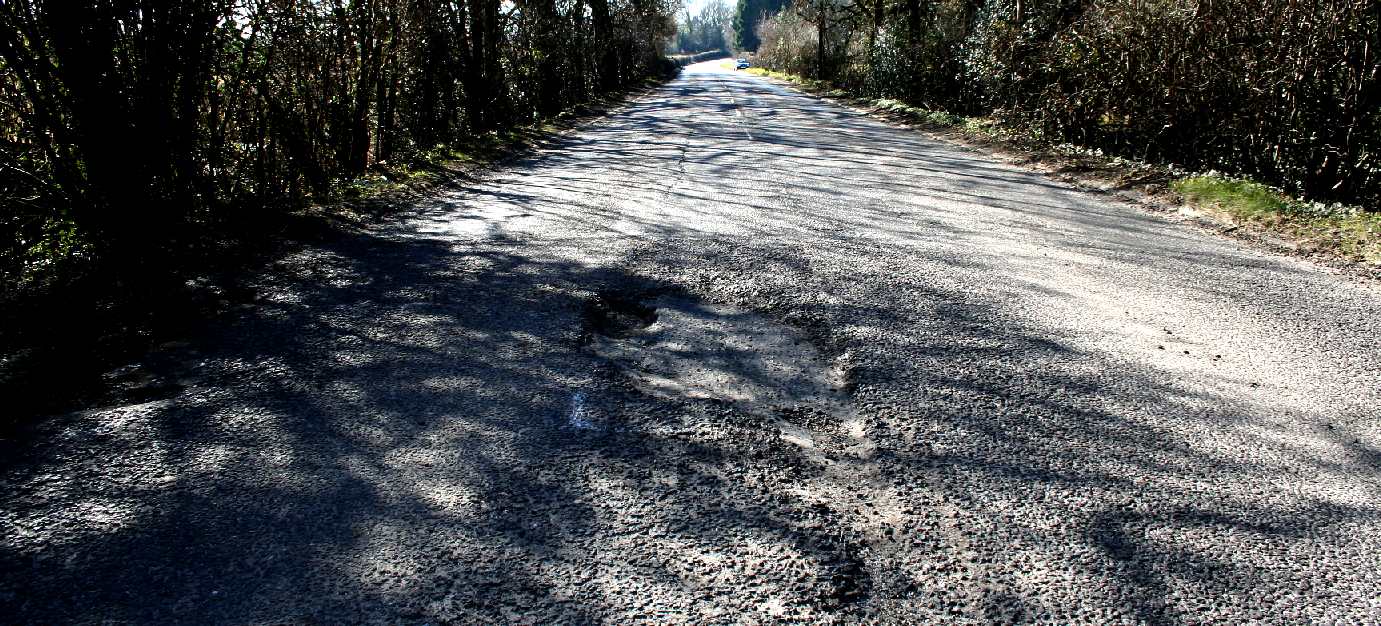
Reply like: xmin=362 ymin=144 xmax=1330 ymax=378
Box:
xmin=3 ymin=61 xmax=1379 ymax=623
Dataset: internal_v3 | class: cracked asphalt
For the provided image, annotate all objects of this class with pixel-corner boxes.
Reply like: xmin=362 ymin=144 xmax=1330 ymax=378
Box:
xmin=3 ymin=61 xmax=1380 ymax=624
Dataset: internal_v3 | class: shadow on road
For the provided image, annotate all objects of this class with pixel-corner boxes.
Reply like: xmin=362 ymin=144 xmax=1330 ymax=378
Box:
xmin=2 ymin=63 xmax=1378 ymax=623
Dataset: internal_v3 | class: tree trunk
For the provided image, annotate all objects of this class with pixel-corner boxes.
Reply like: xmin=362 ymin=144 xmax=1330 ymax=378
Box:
xmin=532 ymin=0 xmax=563 ymax=117
xmin=591 ymin=0 xmax=618 ymax=90
xmin=816 ymin=4 xmax=827 ymax=79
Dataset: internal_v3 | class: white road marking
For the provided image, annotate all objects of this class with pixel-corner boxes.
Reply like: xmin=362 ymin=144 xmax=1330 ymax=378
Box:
xmin=723 ymin=80 xmax=755 ymax=140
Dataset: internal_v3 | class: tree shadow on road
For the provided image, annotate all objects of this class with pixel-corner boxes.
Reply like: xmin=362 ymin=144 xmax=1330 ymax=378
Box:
xmin=0 ymin=222 xmax=897 ymax=623
xmin=3 ymin=68 xmax=1379 ymax=624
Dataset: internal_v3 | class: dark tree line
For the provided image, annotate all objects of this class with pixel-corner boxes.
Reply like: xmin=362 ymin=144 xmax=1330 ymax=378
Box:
xmin=732 ymin=0 xmax=789 ymax=50
xmin=0 ymin=0 xmax=676 ymax=291
xmin=748 ymin=0 xmax=1381 ymax=209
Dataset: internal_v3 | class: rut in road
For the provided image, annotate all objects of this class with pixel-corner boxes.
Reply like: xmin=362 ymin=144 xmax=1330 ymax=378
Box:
xmin=2 ymin=61 xmax=1380 ymax=624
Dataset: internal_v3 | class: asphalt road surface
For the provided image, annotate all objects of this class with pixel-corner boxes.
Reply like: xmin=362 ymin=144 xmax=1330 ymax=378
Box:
xmin=3 ymin=61 xmax=1379 ymax=624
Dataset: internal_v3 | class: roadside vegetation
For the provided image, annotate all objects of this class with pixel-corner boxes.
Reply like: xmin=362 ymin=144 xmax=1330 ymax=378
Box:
xmin=749 ymin=64 xmax=1381 ymax=267
xmin=0 ymin=1 xmax=677 ymax=291
xmin=733 ymin=0 xmax=1378 ymax=265
xmin=0 ymin=0 xmax=679 ymax=421
xmin=1171 ymin=177 xmax=1381 ymax=264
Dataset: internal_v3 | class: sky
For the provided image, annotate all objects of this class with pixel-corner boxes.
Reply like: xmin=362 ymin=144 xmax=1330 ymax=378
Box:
xmin=679 ymin=0 xmax=720 ymax=18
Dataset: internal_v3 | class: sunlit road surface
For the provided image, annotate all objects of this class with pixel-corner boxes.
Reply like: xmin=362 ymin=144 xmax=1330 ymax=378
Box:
xmin=3 ymin=61 xmax=1379 ymax=623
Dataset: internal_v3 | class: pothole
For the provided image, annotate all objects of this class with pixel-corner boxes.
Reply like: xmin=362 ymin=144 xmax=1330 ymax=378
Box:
xmin=583 ymin=290 xmax=659 ymax=339
xmin=819 ymin=538 xmax=872 ymax=609
xmin=584 ymin=290 xmax=857 ymax=449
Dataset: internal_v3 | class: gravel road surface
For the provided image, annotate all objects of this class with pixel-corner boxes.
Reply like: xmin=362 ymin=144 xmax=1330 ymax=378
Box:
xmin=3 ymin=61 xmax=1380 ymax=624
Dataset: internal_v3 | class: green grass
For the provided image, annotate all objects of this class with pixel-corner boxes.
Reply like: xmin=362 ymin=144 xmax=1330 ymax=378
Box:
xmin=1171 ymin=176 xmax=1291 ymax=217
xmin=339 ymin=122 xmax=564 ymax=202
xmin=873 ymin=99 xmax=967 ymax=128
xmin=746 ymin=66 xmax=1380 ymax=268
xmin=745 ymin=67 xmax=829 ymax=91
xmin=339 ymin=73 xmax=677 ymax=206
xmin=1172 ymin=175 xmax=1381 ymax=263
xmin=747 ymin=69 xmax=993 ymax=134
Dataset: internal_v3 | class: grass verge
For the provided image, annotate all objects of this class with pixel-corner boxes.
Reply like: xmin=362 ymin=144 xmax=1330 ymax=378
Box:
xmin=331 ymin=75 xmax=674 ymax=218
xmin=1172 ymin=176 xmax=1381 ymax=264
xmin=745 ymin=67 xmax=1380 ymax=273
xmin=0 ymin=72 xmax=678 ymax=428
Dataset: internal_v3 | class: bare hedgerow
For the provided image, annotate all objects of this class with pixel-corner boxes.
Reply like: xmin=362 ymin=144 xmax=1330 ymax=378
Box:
xmin=0 ymin=0 xmax=678 ymax=291
xmin=745 ymin=0 xmax=1380 ymax=209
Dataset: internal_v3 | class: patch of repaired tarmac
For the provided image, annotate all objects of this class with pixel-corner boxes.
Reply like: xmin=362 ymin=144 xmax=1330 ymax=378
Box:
xmin=585 ymin=293 xmax=863 ymax=451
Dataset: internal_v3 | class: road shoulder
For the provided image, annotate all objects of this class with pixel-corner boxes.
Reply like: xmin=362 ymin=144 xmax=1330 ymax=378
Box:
xmin=742 ymin=68 xmax=1381 ymax=283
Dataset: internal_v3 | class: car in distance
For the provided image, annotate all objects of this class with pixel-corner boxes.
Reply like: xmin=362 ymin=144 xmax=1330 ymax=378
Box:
xmin=735 ymin=58 xmax=751 ymax=70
